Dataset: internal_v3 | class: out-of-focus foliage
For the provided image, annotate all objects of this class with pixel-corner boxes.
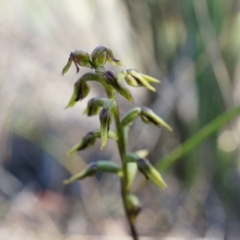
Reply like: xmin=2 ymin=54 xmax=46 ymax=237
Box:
xmin=0 ymin=0 xmax=240 ymax=239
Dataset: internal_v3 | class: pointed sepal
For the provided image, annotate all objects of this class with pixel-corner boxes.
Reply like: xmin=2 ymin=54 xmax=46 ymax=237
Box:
xmin=137 ymin=158 xmax=167 ymax=190
xmin=99 ymin=109 xmax=112 ymax=150
xmin=104 ymin=71 xmax=134 ymax=102
xmin=119 ymin=69 xmax=160 ymax=92
xmin=65 ymin=79 xmax=90 ymax=108
xmin=62 ymin=57 xmax=73 ymax=75
xmin=141 ymin=107 xmax=172 ymax=131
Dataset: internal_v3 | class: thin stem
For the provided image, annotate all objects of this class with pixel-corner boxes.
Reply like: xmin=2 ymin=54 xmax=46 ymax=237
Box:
xmin=112 ymin=99 xmax=139 ymax=240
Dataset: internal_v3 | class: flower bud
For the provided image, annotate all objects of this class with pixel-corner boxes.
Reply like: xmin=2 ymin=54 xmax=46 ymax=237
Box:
xmin=65 ymin=73 xmax=103 ymax=109
xmin=67 ymin=132 xmax=96 ymax=155
xmin=91 ymin=46 xmax=122 ymax=68
xmin=137 ymin=158 xmax=167 ymax=190
xmin=118 ymin=69 xmax=160 ymax=92
xmin=104 ymin=71 xmax=134 ymax=102
xmin=63 ymin=162 xmax=98 ymax=184
xmin=63 ymin=160 xmax=122 ymax=184
xmin=99 ymin=109 xmax=112 ymax=150
xmin=91 ymin=46 xmax=108 ymax=67
xmin=62 ymin=51 xmax=93 ymax=75
xmin=121 ymin=107 xmax=141 ymax=127
xmin=126 ymin=194 xmax=142 ymax=223
xmin=84 ymin=97 xmax=107 ymax=116
xmin=141 ymin=107 xmax=172 ymax=131
xmin=104 ymin=70 xmax=118 ymax=85
xmin=70 ymin=51 xmax=93 ymax=72
xmin=65 ymin=80 xmax=90 ymax=108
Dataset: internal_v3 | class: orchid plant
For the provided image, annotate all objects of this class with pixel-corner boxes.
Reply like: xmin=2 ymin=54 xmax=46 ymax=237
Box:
xmin=62 ymin=46 xmax=172 ymax=240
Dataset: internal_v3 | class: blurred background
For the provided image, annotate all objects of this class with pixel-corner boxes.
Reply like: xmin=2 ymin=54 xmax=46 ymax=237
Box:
xmin=1 ymin=0 xmax=240 ymax=239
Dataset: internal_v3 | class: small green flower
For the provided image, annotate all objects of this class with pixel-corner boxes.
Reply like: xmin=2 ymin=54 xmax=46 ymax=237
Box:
xmin=65 ymin=80 xmax=90 ymax=108
xmin=62 ymin=51 xmax=94 ymax=75
xmin=91 ymin=46 xmax=122 ymax=68
xmin=104 ymin=71 xmax=134 ymax=102
xmin=137 ymin=158 xmax=167 ymax=190
xmin=84 ymin=97 xmax=107 ymax=116
xmin=118 ymin=69 xmax=160 ymax=92
xmin=99 ymin=108 xmax=112 ymax=150
xmin=63 ymin=162 xmax=98 ymax=184
xmin=68 ymin=132 xmax=96 ymax=155
xmin=141 ymin=107 xmax=172 ymax=131
xmin=63 ymin=160 xmax=122 ymax=184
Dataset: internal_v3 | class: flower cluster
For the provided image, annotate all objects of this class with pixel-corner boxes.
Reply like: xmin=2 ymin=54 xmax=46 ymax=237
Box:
xmin=62 ymin=46 xmax=172 ymax=238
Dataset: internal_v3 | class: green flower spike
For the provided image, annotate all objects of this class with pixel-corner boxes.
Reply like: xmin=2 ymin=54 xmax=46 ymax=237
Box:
xmin=137 ymin=158 xmax=167 ymax=190
xmin=141 ymin=107 xmax=173 ymax=131
xmin=104 ymin=71 xmax=134 ymax=102
xmin=118 ymin=69 xmax=160 ymax=92
xmin=63 ymin=161 xmax=122 ymax=184
xmin=99 ymin=108 xmax=112 ymax=150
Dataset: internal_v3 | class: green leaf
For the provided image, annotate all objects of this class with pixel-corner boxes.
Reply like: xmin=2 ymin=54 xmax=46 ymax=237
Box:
xmin=156 ymin=106 xmax=240 ymax=171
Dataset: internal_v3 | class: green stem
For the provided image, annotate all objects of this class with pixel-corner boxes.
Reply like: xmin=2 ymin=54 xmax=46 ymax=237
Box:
xmin=111 ymin=98 xmax=138 ymax=240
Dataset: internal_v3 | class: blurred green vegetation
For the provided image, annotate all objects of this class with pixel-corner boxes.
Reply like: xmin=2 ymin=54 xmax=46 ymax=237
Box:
xmin=125 ymin=0 xmax=240 ymax=237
